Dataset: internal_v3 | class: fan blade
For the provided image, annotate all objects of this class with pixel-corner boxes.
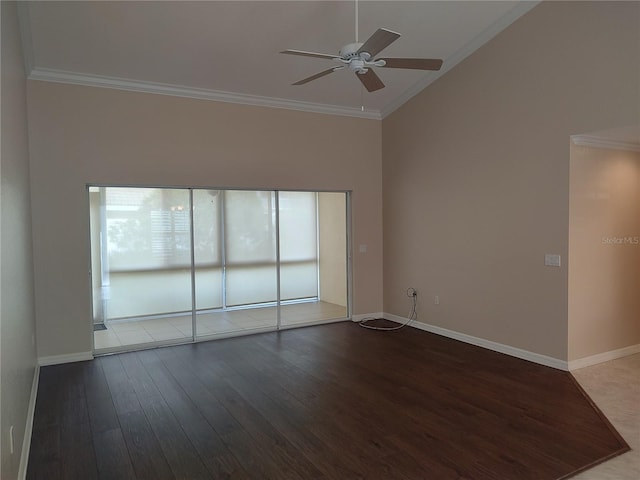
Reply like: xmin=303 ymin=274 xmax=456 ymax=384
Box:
xmin=280 ymin=49 xmax=341 ymax=60
xmin=356 ymin=69 xmax=385 ymax=92
xmin=379 ymin=58 xmax=443 ymax=71
xmin=292 ymin=66 xmax=343 ymax=85
xmin=356 ymin=28 xmax=401 ymax=58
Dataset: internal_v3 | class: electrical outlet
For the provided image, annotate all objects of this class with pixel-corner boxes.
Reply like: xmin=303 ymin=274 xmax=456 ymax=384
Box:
xmin=545 ymin=254 xmax=561 ymax=267
xmin=434 ymin=295 xmax=440 ymax=305
xmin=9 ymin=425 xmax=14 ymax=454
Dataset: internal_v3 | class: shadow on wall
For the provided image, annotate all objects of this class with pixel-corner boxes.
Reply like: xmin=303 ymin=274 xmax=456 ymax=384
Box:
xmin=568 ymin=124 xmax=640 ymax=362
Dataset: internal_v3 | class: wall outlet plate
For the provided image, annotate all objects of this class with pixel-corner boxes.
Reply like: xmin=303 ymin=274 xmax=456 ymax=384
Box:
xmin=545 ymin=254 xmax=561 ymax=267
xmin=9 ymin=425 xmax=14 ymax=454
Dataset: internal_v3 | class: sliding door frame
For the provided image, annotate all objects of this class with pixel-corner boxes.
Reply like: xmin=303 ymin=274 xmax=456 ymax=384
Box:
xmin=87 ymin=183 xmax=352 ymax=354
xmin=188 ymin=189 xmax=197 ymax=340
xmin=275 ymin=191 xmax=282 ymax=330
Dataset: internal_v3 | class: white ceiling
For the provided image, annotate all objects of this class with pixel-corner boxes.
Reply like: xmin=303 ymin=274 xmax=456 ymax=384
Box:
xmin=18 ymin=1 xmax=538 ymax=119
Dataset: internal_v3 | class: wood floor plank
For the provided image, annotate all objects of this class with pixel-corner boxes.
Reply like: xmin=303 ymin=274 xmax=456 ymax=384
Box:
xmin=27 ymin=321 xmax=629 ymax=480
xmin=224 ymin=335 xmax=411 ymax=462
xmin=85 ymin=393 xmax=120 ymax=435
xmin=201 ymin=450 xmax=253 ymax=480
xmin=83 ymin=360 xmax=121 ymax=434
xmin=198 ymin=346 xmax=329 ymax=456
xmin=284 ymin=325 xmax=610 ymax=475
xmin=92 ymin=428 xmax=137 ymax=480
xmin=136 ymin=393 xmax=212 ymax=480
xmin=60 ymin=422 xmax=99 ymax=480
xmin=219 ymin=429 xmax=298 ymax=480
xmin=152 ymin=344 xmax=244 ymax=436
xmin=194 ymin=338 xmax=405 ymax=477
xmin=117 ymin=410 xmax=175 ymax=480
xmin=99 ymin=354 xmax=143 ymax=416
xmin=26 ymin=425 xmax=62 ymax=480
xmin=122 ymin=351 xmax=213 ymax=480
xmin=135 ymin=349 xmax=231 ymax=458
xmin=162 ymin=345 xmax=324 ymax=479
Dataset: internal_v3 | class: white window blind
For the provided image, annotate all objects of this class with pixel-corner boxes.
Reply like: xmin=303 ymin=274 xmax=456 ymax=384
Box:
xmin=224 ymin=190 xmax=277 ymax=306
xmin=193 ymin=189 xmax=223 ymax=309
xmin=103 ymin=188 xmax=193 ymax=318
xmin=106 ymin=188 xmax=191 ymax=271
xmin=278 ymin=191 xmax=318 ymax=300
xmin=96 ymin=187 xmax=322 ymax=318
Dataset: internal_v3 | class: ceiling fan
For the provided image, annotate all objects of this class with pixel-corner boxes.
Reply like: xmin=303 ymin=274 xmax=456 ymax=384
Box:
xmin=280 ymin=5 xmax=443 ymax=93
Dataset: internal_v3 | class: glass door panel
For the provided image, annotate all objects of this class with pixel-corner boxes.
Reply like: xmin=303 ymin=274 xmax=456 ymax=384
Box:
xmin=91 ymin=187 xmax=193 ymax=351
xmin=224 ymin=190 xmax=278 ymax=330
xmin=279 ymin=191 xmax=318 ymax=301
xmin=192 ymin=189 xmax=226 ymax=337
xmin=192 ymin=190 xmax=223 ymax=310
xmin=280 ymin=191 xmax=348 ymax=326
xmin=193 ymin=189 xmax=278 ymax=338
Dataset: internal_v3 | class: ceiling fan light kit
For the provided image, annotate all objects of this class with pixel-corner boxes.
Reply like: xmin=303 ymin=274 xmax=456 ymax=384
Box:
xmin=281 ymin=27 xmax=443 ymax=93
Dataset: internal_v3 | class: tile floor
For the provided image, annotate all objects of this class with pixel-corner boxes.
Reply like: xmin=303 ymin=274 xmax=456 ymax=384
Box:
xmin=572 ymin=353 xmax=640 ymax=479
xmin=94 ymin=300 xmax=347 ymax=351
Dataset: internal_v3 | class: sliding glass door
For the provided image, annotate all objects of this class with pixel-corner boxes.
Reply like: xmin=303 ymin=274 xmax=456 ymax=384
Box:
xmin=90 ymin=187 xmax=193 ymax=349
xmin=193 ymin=190 xmax=278 ymax=337
xmin=280 ymin=191 xmax=348 ymax=326
xmin=90 ymin=186 xmax=350 ymax=352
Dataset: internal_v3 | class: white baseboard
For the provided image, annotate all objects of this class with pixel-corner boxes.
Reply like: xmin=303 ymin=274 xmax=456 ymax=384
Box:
xmin=351 ymin=312 xmax=383 ymax=323
xmin=568 ymin=343 xmax=640 ymax=371
xmin=384 ymin=313 xmax=569 ymax=371
xmin=18 ymin=365 xmax=40 ymax=480
xmin=38 ymin=351 xmax=93 ymax=366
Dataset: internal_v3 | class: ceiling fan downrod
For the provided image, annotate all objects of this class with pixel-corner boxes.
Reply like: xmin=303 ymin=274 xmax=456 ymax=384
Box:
xmin=355 ymin=0 xmax=359 ymax=43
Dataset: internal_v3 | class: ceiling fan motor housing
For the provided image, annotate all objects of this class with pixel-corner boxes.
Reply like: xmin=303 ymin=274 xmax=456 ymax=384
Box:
xmin=337 ymin=43 xmax=386 ymax=73
xmin=339 ymin=42 xmax=364 ymax=58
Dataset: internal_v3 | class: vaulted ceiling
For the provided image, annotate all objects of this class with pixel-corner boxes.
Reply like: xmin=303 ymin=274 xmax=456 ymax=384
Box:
xmin=18 ymin=1 xmax=538 ymax=119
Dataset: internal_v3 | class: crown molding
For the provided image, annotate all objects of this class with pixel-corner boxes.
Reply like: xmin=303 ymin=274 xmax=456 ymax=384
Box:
xmin=16 ymin=1 xmax=34 ymax=74
xmin=27 ymin=68 xmax=382 ymax=120
xmin=571 ymin=134 xmax=640 ymax=153
xmin=380 ymin=0 xmax=540 ymax=119
xmin=19 ymin=1 xmax=538 ymax=122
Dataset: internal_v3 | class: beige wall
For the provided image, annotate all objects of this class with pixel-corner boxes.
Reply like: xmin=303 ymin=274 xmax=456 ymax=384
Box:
xmin=318 ymin=192 xmax=348 ymax=307
xmin=26 ymin=81 xmax=382 ymax=358
xmin=1 ymin=2 xmax=38 ymax=478
xmin=382 ymin=1 xmax=639 ymax=360
xmin=569 ymin=144 xmax=640 ymax=360
xmin=17 ymin=0 xmax=640 ymax=366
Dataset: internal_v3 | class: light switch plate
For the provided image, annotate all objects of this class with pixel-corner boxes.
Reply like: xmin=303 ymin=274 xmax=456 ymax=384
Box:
xmin=545 ymin=254 xmax=561 ymax=267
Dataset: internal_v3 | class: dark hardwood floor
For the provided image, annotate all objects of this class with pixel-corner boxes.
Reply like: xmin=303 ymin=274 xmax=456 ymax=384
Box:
xmin=27 ymin=320 xmax=628 ymax=479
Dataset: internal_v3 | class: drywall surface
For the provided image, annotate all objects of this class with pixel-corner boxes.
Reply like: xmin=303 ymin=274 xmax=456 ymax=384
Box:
xmin=1 ymin=2 xmax=38 ymax=478
xmin=27 ymin=81 xmax=382 ymax=358
xmin=569 ymin=144 xmax=640 ymax=360
xmin=382 ymin=1 xmax=639 ymax=360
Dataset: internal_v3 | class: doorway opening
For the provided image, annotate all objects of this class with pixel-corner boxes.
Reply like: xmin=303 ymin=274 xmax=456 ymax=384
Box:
xmin=568 ymin=125 xmax=640 ymax=364
xmin=89 ymin=186 xmax=351 ymax=353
